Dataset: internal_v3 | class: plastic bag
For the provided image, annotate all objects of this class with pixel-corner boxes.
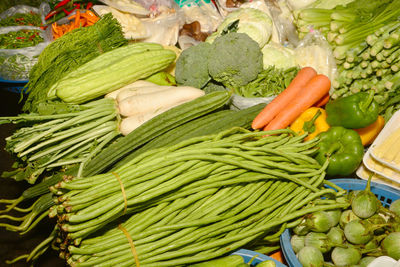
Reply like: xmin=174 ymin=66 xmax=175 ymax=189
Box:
xmin=0 ymin=3 xmax=50 ymax=26
xmin=98 ymin=0 xmax=150 ymax=16
xmin=133 ymin=1 xmax=184 ymax=46
xmin=92 ymin=5 xmax=149 ymax=39
xmin=0 ymin=26 xmax=52 ymax=81
xmin=134 ymin=0 xmax=177 ymax=13
xmin=0 ymin=4 xmax=52 ymax=81
xmin=230 ymin=94 xmax=274 ymax=110
xmin=179 ymin=0 xmax=222 ymax=33
xmin=294 ymin=29 xmax=337 ymax=92
xmin=263 ymin=0 xmax=299 ymax=46
xmin=177 ymin=35 xmax=201 ymax=50
xmin=139 ymin=10 xmax=184 ymax=46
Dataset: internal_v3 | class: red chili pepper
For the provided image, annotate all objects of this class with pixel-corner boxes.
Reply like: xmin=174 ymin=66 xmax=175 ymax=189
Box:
xmin=45 ymin=10 xmax=58 ymax=20
xmin=73 ymin=3 xmax=81 ymax=9
xmin=55 ymin=0 xmax=71 ymax=9
xmin=86 ymin=2 xmax=93 ymax=9
xmin=16 ymin=37 xmax=25 ymax=39
xmin=63 ymin=8 xmax=74 ymax=15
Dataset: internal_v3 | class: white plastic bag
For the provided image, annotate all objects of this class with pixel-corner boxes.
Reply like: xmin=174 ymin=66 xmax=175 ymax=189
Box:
xmin=98 ymin=0 xmax=150 ymax=16
xmin=139 ymin=10 xmax=184 ymax=46
xmin=230 ymin=94 xmax=274 ymax=110
xmin=92 ymin=5 xmax=149 ymax=39
xmin=179 ymin=0 xmax=222 ymax=33
xmin=295 ymin=29 xmax=337 ymax=91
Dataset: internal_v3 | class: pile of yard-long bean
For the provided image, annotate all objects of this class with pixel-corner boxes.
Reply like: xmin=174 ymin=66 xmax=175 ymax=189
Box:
xmin=50 ymin=127 xmax=349 ymax=266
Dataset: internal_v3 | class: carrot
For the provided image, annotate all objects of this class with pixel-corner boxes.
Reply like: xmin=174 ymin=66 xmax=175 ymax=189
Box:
xmin=263 ymin=74 xmax=331 ymax=131
xmin=52 ymin=10 xmax=98 ymax=39
xmin=251 ymin=67 xmax=318 ymax=130
xmin=314 ymin=92 xmax=330 ymax=107
xmin=269 ymin=250 xmax=285 ymax=264
xmin=74 ymin=10 xmax=80 ymax=28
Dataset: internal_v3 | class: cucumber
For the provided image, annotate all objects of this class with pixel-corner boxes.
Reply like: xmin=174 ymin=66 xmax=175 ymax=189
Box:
xmin=83 ymin=91 xmax=231 ymax=176
xmin=113 ymin=109 xmax=235 ymax=169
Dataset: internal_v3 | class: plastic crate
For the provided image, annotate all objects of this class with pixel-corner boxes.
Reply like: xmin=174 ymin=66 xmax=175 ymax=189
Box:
xmin=232 ymin=249 xmax=287 ymax=267
xmin=280 ymin=178 xmax=400 ymax=267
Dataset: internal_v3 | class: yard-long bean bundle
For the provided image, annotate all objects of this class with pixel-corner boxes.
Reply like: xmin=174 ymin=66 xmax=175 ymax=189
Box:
xmin=50 ymin=127 xmax=348 ymax=266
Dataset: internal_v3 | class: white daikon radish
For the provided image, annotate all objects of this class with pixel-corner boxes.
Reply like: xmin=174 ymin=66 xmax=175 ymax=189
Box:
xmin=105 ymin=80 xmax=157 ymax=99
xmin=116 ymin=85 xmax=174 ymax=103
xmin=118 ymin=86 xmax=205 ymax=117
xmin=119 ymin=106 xmax=170 ymax=136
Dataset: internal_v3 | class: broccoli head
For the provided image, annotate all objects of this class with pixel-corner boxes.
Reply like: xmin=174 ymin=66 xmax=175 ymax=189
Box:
xmin=202 ymin=80 xmax=227 ymax=94
xmin=175 ymin=42 xmax=212 ymax=89
xmin=208 ymin=32 xmax=263 ymax=91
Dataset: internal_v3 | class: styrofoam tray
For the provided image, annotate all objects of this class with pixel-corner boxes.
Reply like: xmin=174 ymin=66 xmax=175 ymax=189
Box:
xmin=369 ymin=110 xmax=400 ymax=173
xmin=363 ymin=149 xmax=400 ymax=184
xmin=356 ymin=163 xmax=400 ymax=189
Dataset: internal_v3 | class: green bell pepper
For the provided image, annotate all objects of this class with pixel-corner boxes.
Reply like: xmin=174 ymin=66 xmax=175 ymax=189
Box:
xmin=326 ymin=90 xmax=379 ymax=129
xmin=315 ymin=126 xmax=364 ymax=176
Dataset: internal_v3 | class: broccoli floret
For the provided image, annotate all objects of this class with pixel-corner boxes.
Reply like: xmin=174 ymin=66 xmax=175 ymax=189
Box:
xmin=202 ymin=80 xmax=227 ymax=94
xmin=175 ymin=42 xmax=212 ymax=89
xmin=208 ymin=32 xmax=263 ymax=91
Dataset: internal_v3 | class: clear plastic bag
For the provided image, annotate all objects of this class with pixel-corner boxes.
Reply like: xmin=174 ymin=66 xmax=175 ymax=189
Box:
xmin=0 ymin=3 xmax=50 ymax=26
xmin=230 ymin=94 xmax=275 ymax=110
xmin=0 ymin=26 xmax=52 ymax=81
xmin=294 ymin=29 xmax=338 ymax=92
xmin=0 ymin=4 xmax=52 ymax=81
xmin=263 ymin=0 xmax=299 ymax=46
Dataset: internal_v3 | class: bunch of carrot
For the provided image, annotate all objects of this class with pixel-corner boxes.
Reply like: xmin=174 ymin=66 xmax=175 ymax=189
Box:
xmin=252 ymin=67 xmax=331 ymax=131
xmin=51 ymin=10 xmax=99 ymax=39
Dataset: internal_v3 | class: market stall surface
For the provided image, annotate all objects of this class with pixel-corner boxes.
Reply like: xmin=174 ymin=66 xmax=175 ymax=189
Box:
xmin=0 ymin=86 xmax=64 ymax=266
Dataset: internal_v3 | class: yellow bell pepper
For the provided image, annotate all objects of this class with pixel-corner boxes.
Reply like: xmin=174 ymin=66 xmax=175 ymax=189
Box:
xmin=355 ymin=115 xmax=385 ymax=146
xmin=290 ymin=107 xmax=330 ymax=141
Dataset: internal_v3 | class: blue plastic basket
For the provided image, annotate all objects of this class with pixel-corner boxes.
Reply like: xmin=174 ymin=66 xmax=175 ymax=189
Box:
xmin=0 ymin=78 xmax=28 ymax=94
xmin=232 ymin=249 xmax=287 ymax=267
xmin=280 ymin=178 xmax=400 ymax=267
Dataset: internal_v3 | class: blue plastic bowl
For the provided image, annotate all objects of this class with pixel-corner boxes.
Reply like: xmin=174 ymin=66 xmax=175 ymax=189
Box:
xmin=280 ymin=178 xmax=400 ymax=267
xmin=232 ymin=249 xmax=287 ymax=266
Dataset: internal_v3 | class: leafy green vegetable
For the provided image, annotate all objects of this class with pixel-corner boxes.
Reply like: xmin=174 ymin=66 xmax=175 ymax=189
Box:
xmin=206 ymin=8 xmax=273 ymax=47
xmin=308 ymin=0 xmax=355 ymax=9
xmin=23 ymin=13 xmax=127 ymax=112
xmin=236 ymin=66 xmax=299 ymax=98
xmin=1 ymin=98 xmax=120 ymax=183
xmin=261 ymin=42 xmax=297 ymax=69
